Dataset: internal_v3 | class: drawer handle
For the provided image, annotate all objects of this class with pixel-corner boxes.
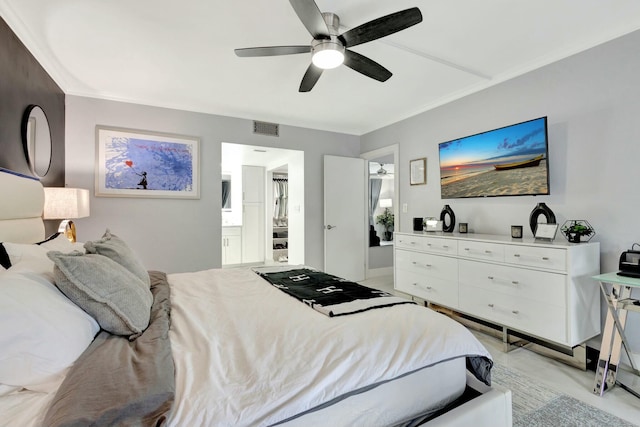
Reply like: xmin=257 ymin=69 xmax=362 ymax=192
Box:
xmin=426 ymin=243 xmax=432 ymax=247
xmin=413 ymin=283 xmax=432 ymax=291
xmin=542 ymin=257 xmax=549 ymax=260
xmin=410 ymin=241 xmax=417 ymax=245
xmin=488 ymin=303 xmax=495 ymax=308
xmin=484 ymin=250 xmax=492 ymax=254
xmin=442 ymin=245 xmax=449 ymax=249
xmin=511 ymin=310 xmax=519 ymax=315
xmin=464 ymin=247 xmax=470 ymax=251
xmin=488 ymin=277 xmax=519 ymax=286
xmin=413 ymin=261 xmax=431 ymax=268
xmin=513 ymin=254 xmax=521 ymax=257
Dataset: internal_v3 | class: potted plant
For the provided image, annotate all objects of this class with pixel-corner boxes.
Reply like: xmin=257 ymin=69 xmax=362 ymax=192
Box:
xmin=376 ymin=208 xmax=395 ymax=241
xmin=560 ymin=220 xmax=595 ymax=243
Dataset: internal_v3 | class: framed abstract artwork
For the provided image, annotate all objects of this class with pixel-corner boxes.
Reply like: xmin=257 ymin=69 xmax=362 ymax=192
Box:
xmin=95 ymin=126 xmax=200 ymax=198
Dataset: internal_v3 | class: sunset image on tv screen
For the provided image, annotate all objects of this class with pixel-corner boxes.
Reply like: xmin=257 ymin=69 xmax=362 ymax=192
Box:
xmin=439 ymin=117 xmax=549 ymax=199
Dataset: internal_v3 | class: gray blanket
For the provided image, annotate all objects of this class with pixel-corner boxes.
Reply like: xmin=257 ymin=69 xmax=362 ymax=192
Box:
xmin=42 ymin=271 xmax=175 ymax=427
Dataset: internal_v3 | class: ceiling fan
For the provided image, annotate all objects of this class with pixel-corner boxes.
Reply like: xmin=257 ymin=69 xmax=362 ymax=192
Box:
xmin=377 ymin=163 xmax=388 ymax=175
xmin=234 ymin=0 xmax=423 ymax=92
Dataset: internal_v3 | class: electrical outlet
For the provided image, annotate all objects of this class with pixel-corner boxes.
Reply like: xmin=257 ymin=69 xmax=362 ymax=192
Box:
xmin=402 ymin=203 xmax=408 ymax=213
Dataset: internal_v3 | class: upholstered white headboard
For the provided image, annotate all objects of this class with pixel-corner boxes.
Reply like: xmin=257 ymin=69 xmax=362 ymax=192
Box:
xmin=0 ymin=168 xmax=45 ymax=243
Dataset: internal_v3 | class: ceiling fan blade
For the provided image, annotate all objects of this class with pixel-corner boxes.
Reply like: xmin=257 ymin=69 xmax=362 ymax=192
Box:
xmin=339 ymin=7 xmax=423 ymax=48
xmin=235 ymin=46 xmax=310 ymax=57
xmin=343 ymin=50 xmax=392 ymax=82
xmin=289 ymin=0 xmax=329 ymax=39
xmin=299 ymin=63 xmax=323 ymax=92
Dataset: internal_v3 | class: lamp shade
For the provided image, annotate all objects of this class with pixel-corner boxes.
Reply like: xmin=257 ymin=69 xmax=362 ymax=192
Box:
xmin=43 ymin=188 xmax=90 ymax=219
xmin=379 ymin=198 xmax=392 ymax=208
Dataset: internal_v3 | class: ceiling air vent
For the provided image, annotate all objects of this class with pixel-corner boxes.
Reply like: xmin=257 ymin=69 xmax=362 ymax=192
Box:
xmin=253 ymin=121 xmax=279 ymax=137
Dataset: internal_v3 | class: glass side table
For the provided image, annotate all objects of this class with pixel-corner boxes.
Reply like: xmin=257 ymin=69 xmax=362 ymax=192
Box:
xmin=592 ymin=272 xmax=640 ymax=398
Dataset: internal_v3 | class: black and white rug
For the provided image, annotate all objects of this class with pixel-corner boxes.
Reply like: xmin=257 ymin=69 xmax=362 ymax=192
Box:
xmin=491 ymin=364 xmax=638 ymax=427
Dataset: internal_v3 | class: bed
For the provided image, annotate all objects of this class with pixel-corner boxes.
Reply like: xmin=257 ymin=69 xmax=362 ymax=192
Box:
xmin=0 ymin=168 xmax=512 ymax=427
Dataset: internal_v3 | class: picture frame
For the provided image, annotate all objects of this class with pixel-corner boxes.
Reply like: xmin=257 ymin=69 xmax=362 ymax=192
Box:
xmin=424 ymin=217 xmax=442 ymax=232
xmin=410 ymin=157 xmax=426 ymax=186
xmin=95 ymin=126 xmax=200 ymax=199
xmin=534 ymin=223 xmax=558 ymax=241
xmin=511 ymin=225 xmax=523 ymax=238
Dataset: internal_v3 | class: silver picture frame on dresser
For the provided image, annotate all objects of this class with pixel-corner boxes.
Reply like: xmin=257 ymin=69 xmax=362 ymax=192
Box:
xmin=534 ymin=223 xmax=558 ymax=242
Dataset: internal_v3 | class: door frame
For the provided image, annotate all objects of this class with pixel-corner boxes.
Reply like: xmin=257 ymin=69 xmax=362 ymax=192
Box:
xmin=361 ymin=144 xmax=399 ymax=278
xmin=221 ymin=142 xmax=304 ymax=267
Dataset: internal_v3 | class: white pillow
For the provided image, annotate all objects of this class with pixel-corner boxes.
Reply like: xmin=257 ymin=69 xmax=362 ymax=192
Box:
xmin=39 ymin=233 xmax=86 ymax=253
xmin=4 ymin=234 xmax=85 ymax=282
xmin=0 ymin=270 xmax=99 ymax=392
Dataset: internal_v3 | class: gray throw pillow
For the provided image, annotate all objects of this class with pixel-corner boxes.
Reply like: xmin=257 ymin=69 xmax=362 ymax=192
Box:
xmin=83 ymin=230 xmax=150 ymax=287
xmin=47 ymin=251 xmax=153 ymax=338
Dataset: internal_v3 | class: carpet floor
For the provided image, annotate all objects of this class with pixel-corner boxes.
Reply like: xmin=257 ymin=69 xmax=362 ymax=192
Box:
xmin=491 ymin=364 xmax=639 ymax=427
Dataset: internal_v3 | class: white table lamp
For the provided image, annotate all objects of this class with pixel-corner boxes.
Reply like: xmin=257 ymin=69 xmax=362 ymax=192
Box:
xmin=379 ymin=198 xmax=392 ymax=208
xmin=43 ymin=187 xmax=90 ymax=242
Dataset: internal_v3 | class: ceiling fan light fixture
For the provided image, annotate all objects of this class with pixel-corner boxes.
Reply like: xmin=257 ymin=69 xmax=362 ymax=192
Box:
xmin=235 ymin=3 xmax=423 ymax=91
xmin=311 ymin=40 xmax=344 ymax=69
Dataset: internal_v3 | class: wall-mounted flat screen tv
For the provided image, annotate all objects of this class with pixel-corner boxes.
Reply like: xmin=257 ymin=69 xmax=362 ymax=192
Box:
xmin=439 ymin=116 xmax=550 ymax=199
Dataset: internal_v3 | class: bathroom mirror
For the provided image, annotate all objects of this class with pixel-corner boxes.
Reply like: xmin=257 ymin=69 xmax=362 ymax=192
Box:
xmin=21 ymin=104 xmax=52 ymax=178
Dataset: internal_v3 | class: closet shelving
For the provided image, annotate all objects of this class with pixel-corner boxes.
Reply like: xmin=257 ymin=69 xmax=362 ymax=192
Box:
xmin=273 ymin=173 xmax=288 ymax=263
xmin=273 ymin=226 xmax=288 ymax=262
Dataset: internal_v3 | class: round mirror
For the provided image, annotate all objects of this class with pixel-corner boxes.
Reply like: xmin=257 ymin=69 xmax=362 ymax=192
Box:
xmin=21 ymin=104 xmax=52 ymax=178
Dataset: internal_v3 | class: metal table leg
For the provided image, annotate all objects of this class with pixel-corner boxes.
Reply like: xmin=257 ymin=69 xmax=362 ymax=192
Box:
xmin=593 ymin=283 xmax=633 ymax=395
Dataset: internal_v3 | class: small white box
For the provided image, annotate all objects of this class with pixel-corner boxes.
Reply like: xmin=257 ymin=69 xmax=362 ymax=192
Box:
xmin=425 ymin=218 xmax=443 ymax=232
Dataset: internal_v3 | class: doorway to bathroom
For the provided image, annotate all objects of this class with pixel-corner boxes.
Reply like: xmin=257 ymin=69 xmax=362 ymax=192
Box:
xmin=221 ymin=142 xmax=304 ymax=267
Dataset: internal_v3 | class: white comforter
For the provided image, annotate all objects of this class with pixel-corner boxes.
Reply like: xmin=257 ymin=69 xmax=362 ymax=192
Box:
xmin=166 ymin=268 xmax=491 ymax=427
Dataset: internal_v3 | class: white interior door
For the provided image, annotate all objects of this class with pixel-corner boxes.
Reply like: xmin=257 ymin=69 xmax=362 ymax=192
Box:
xmin=324 ymin=155 xmax=366 ymax=282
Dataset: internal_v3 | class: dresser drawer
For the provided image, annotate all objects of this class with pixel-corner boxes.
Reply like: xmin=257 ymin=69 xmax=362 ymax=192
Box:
xmin=459 ymin=286 xmax=567 ymax=345
xmin=422 ymin=236 xmax=458 ymax=255
xmin=458 ymin=241 xmax=505 ymax=263
xmin=395 ymin=234 xmax=425 ymax=250
xmin=459 ymin=259 xmax=565 ymax=307
xmin=396 ymin=270 xmax=458 ymax=308
xmin=504 ymin=245 xmax=567 ymax=271
xmin=396 ymin=249 xmax=458 ymax=281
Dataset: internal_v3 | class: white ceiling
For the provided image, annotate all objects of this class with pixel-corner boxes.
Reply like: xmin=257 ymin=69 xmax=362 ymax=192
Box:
xmin=3 ymin=0 xmax=640 ymax=135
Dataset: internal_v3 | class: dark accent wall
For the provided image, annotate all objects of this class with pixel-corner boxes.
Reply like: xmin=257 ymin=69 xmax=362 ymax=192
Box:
xmin=0 ymin=17 xmax=64 ymax=186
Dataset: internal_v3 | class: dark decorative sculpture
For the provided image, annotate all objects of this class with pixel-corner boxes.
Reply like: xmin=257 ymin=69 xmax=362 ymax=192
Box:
xmin=440 ymin=204 xmax=456 ymax=233
xmin=529 ymin=202 xmax=556 ymax=234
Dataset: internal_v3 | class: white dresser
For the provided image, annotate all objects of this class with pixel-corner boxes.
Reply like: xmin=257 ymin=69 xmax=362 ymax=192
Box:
xmin=394 ymin=232 xmax=600 ymax=348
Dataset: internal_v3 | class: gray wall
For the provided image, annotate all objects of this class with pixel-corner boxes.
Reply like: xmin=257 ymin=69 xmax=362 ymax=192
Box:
xmin=361 ymin=30 xmax=640 ymax=351
xmin=65 ymin=96 xmax=359 ymax=273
